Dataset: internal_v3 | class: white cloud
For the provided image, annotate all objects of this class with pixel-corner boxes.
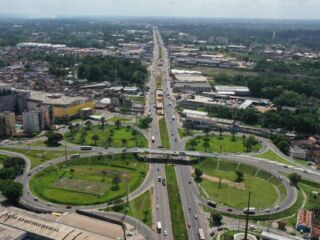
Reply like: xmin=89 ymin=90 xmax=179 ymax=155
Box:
xmin=0 ymin=0 xmax=319 ymax=19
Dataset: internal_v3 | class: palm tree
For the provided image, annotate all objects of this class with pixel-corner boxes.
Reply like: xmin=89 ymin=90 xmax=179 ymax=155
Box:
xmin=189 ymin=139 xmax=198 ymax=150
xmin=203 ymin=127 xmax=210 ymax=136
xmin=203 ymin=141 xmax=210 ymax=152
xmin=231 ymin=127 xmax=237 ymax=142
xmin=131 ymin=130 xmax=138 ymax=147
xmin=85 ymin=120 xmax=92 ymax=130
xmin=115 ymin=119 xmax=121 ymax=129
xmin=68 ymin=124 xmax=74 ymax=135
xmin=218 ymin=127 xmax=223 ymax=139
xmin=100 ymin=117 xmax=106 ymax=129
xmin=92 ymin=134 xmax=100 ymax=145
xmin=106 ymin=137 xmax=113 ymax=147
xmin=121 ymin=138 xmax=128 ymax=147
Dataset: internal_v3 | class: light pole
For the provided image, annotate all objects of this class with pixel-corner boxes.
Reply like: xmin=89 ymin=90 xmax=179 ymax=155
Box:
xmin=244 ymin=192 xmax=251 ymax=240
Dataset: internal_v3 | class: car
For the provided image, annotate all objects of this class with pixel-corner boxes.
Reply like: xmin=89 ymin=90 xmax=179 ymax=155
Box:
xmin=164 ymin=230 xmax=167 ymax=236
xmin=156 ymin=204 xmax=160 ymax=209
xmin=66 ymin=205 xmax=72 ymax=209
xmin=264 ymin=208 xmax=270 ymax=213
xmin=274 ymin=205 xmax=280 ymax=210
xmin=188 ymin=205 xmax=192 ymax=210
xmin=279 ymin=176 xmax=284 ymax=181
xmin=187 ymin=222 xmax=191 ymax=228
xmin=217 ymin=226 xmax=224 ymax=231
xmin=303 ymin=169 xmax=308 ymax=173
xmin=27 ymin=172 xmax=31 ymax=176
xmin=188 ymin=180 xmax=192 ymax=184
xmin=194 ymin=214 xmax=198 ymax=219
xmin=34 ymin=197 xmax=38 ymax=201
xmin=47 ymin=202 xmax=52 ymax=206
xmin=227 ymin=208 xmax=233 ymax=212
xmin=284 ymin=165 xmax=289 ymax=168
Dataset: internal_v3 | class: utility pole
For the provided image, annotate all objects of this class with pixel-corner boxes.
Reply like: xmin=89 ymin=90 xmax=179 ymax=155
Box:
xmin=64 ymin=140 xmax=68 ymax=162
xmin=244 ymin=192 xmax=251 ymax=240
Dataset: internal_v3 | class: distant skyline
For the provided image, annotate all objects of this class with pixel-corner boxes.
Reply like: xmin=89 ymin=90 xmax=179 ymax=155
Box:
xmin=1 ymin=0 xmax=320 ymax=20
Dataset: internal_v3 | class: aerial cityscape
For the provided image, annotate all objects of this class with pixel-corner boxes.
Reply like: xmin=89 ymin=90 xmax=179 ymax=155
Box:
xmin=1 ymin=1 xmax=320 ymax=240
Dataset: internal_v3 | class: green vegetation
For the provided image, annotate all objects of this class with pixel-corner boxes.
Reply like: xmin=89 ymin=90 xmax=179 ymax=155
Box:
xmin=78 ymin=56 xmax=148 ymax=87
xmin=159 ymin=118 xmax=171 ymax=149
xmin=65 ymin=125 xmax=147 ymax=148
xmin=255 ymin=149 xmax=292 ymax=165
xmin=30 ymin=154 xmax=148 ymax=205
xmin=105 ymin=190 xmax=152 ymax=227
xmin=128 ymin=96 xmax=145 ymax=105
xmin=0 ymin=148 xmax=70 ymax=169
xmin=178 ymin=128 xmax=201 ymax=139
xmin=107 ymin=116 xmax=132 ymax=123
xmin=195 ymin=158 xmax=285 ymax=210
xmin=138 ymin=115 xmax=153 ymax=129
xmin=186 ymin=134 xmax=261 ymax=153
xmin=166 ymin=164 xmax=188 ymax=240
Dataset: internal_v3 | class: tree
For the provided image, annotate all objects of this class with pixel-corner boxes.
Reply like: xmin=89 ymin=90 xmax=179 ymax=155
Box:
xmin=2 ymin=181 xmax=23 ymax=204
xmin=143 ymin=209 xmax=150 ymax=223
xmin=92 ymin=135 xmax=100 ymax=145
xmin=112 ymin=174 xmax=122 ymax=191
xmin=211 ymin=212 xmax=223 ymax=226
xmin=115 ymin=119 xmax=121 ymax=129
xmin=202 ymin=141 xmax=210 ymax=152
xmin=235 ymin=170 xmax=244 ymax=182
xmin=68 ymin=124 xmax=74 ymax=135
xmin=243 ymin=135 xmax=258 ymax=152
xmin=203 ymin=127 xmax=210 ymax=136
xmin=106 ymin=137 xmax=113 ymax=147
xmin=85 ymin=120 xmax=92 ymax=130
xmin=218 ymin=127 xmax=223 ymax=138
xmin=100 ymin=117 xmax=106 ymax=129
xmin=189 ymin=139 xmax=198 ymax=150
xmin=289 ymin=173 xmax=301 ymax=187
xmin=121 ymin=138 xmax=128 ymax=147
xmin=45 ymin=132 xmax=63 ymax=146
xmin=184 ymin=121 xmax=194 ymax=136
xmin=138 ymin=115 xmax=153 ymax=129
xmin=231 ymin=127 xmax=237 ymax=141
xmin=194 ymin=168 xmax=203 ymax=182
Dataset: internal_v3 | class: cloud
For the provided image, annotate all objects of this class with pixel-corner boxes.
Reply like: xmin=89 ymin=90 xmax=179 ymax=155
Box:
xmin=0 ymin=0 xmax=319 ymax=19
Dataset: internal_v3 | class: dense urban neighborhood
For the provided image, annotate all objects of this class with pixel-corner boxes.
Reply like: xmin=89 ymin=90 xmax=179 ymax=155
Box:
xmin=1 ymin=16 xmax=320 ymax=240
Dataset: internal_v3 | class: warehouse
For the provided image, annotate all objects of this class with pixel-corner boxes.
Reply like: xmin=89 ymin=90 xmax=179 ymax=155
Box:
xmin=214 ymin=85 xmax=250 ymax=96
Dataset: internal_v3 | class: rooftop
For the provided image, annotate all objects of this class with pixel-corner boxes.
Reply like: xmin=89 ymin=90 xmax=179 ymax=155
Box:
xmin=28 ymin=91 xmax=89 ymax=106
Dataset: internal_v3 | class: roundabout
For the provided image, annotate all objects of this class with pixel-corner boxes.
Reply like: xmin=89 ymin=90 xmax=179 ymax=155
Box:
xmin=29 ymin=154 xmax=148 ymax=206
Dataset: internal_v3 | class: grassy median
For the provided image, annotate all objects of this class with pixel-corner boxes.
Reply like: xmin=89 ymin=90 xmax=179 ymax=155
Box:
xmin=159 ymin=118 xmax=171 ymax=149
xmin=165 ymin=164 xmax=188 ymax=240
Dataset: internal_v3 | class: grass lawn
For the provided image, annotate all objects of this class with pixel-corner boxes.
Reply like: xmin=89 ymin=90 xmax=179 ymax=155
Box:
xmin=178 ymin=128 xmax=201 ymax=139
xmin=128 ymin=96 xmax=145 ymax=105
xmin=0 ymin=147 xmax=71 ymax=169
xmin=186 ymin=134 xmax=261 ymax=153
xmin=159 ymin=118 xmax=170 ymax=149
xmin=195 ymin=158 xmax=284 ymax=210
xmin=65 ymin=125 xmax=147 ymax=148
xmin=255 ymin=149 xmax=292 ymax=165
xmin=29 ymin=154 xmax=148 ymax=205
xmin=105 ymin=190 xmax=152 ymax=228
xmin=166 ymin=164 xmax=188 ymax=240
xmin=107 ymin=116 xmax=132 ymax=123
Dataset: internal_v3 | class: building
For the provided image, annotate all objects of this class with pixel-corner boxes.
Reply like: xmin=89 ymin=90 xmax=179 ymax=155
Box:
xmin=214 ymin=85 xmax=250 ymax=96
xmin=123 ymin=87 xmax=139 ymax=95
xmin=79 ymin=107 xmax=94 ymax=120
xmin=0 ymin=88 xmax=28 ymax=114
xmin=173 ymin=82 xmax=211 ymax=94
xmin=0 ymin=111 xmax=16 ymax=137
xmin=291 ymin=145 xmax=307 ymax=160
xmin=22 ymin=106 xmax=53 ymax=135
xmin=296 ymin=209 xmax=312 ymax=233
xmin=260 ymin=231 xmax=301 ymax=240
xmin=27 ymin=91 xmax=95 ymax=120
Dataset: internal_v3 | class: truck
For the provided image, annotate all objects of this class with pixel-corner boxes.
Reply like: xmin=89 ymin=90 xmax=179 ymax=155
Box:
xmin=243 ymin=207 xmax=256 ymax=214
xmin=157 ymin=221 xmax=162 ymax=233
xmin=80 ymin=146 xmax=92 ymax=150
xmin=198 ymin=228 xmax=205 ymax=240
xmin=152 ymin=136 xmax=155 ymax=143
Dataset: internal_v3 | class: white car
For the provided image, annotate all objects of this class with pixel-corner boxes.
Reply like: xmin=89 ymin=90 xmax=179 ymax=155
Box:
xmin=274 ymin=205 xmax=280 ymax=210
xmin=156 ymin=204 xmax=160 ymax=209
xmin=164 ymin=230 xmax=167 ymax=236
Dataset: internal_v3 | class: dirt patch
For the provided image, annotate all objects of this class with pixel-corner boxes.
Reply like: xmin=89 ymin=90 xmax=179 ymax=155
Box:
xmin=52 ymin=178 xmax=109 ymax=196
xmin=202 ymin=173 xmax=246 ymax=190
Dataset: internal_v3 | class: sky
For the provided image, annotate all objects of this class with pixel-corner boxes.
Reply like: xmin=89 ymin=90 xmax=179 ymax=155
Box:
xmin=1 ymin=0 xmax=320 ymax=19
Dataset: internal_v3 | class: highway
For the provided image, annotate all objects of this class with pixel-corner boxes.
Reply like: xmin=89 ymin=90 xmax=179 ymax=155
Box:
xmin=148 ymin=27 xmax=173 ymax=240
xmin=156 ymin=30 xmax=210 ymax=240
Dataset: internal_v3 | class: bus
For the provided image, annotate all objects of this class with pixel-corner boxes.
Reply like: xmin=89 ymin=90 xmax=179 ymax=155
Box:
xmin=243 ymin=207 xmax=256 ymax=215
xmin=157 ymin=221 xmax=162 ymax=233
xmin=70 ymin=153 xmax=80 ymax=159
xmin=80 ymin=146 xmax=92 ymax=150
xmin=198 ymin=228 xmax=205 ymax=240
xmin=207 ymin=200 xmax=217 ymax=208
